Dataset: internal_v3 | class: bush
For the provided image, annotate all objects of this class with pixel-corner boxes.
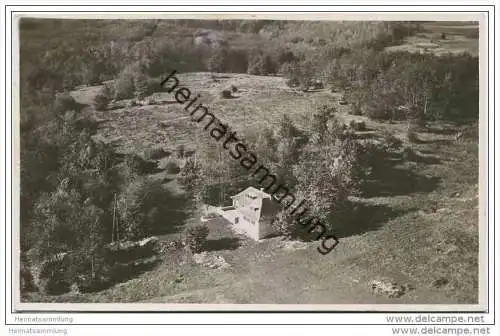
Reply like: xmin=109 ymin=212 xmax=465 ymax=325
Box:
xmin=183 ymin=224 xmax=209 ymax=253
xmin=403 ymin=146 xmax=419 ymax=162
xmin=134 ymin=73 xmax=156 ymax=100
xmin=247 ymin=52 xmax=277 ymax=75
xmin=349 ymin=120 xmax=366 ymax=131
xmin=20 ymin=257 xmax=36 ymax=293
xmin=165 ymin=160 xmax=181 ymax=174
xmin=231 ymin=85 xmax=238 ymax=93
xmin=125 ymin=153 xmax=158 ymax=175
xmin=207 ymin=48 xmax=229 ymax=73
xmin=54 ymin=93 xmax=79 ymax=115
xmin=272 ymin=210 xmax=298 ymax=238
xmin=114 ymin=69 xmax=136 ymax=101
xmin=349 ymin=103 xmax=363 ymax=116
xmin=175 ymin=144 xmax=185 ymax=158
xmin=407 ymin=126 xmax=419 ymax=143
xmin=93 ymin=86 xmax=111 ymax=111
xmin=143 ymin=146 xmax=169 ymax=160
xmin=220 ymin=89 xmax=232 ymax=99
xmin=116 ymin=178 xmax=168 ymax=240
xmin=382 ymin=131 xmax=403 ymax=150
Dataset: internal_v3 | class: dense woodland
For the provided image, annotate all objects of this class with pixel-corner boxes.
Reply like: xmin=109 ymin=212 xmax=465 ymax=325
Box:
xmin=19 ymin=19 xmax=478 ymax=295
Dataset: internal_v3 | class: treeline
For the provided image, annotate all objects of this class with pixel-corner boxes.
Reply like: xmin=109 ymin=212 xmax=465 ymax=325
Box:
xmin=280 ymin=47 xmax=478 ymax=122
xmin=331 ymin=50 xmax=478 ymax=122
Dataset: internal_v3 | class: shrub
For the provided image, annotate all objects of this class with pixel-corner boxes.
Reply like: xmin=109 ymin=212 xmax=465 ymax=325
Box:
xmin=231 ymin=85 xmax=238 ymax=93
xmin=183 ymin=224 xmax=209 ymax=253
xmin=247 ymin=52 xmax=277 ymax=75
xmin=54 ymin=93 xmax=79 ymax=115
xmin=349 ymin=120 xmax=366 ymax=131
xmin=272 ymin=210 xmax=298 ymax=238
xmin=285 ymin=78 xmax=300 ymax=87
xmin=20 ymin=256 xmax=36 ymax=293
xmin=403 ymin=146 xmax=419 ymax=162
xmin=207 ymin=47 xmax=229 ymax=73
xmin=114 ymin=69 xmax=136 ymax=100
xmin=125 ymin=153 xmax=158 ymax=175
xmin=175 ymin=144 xmax=185 ymax=158
xmin=116 ymin=178 xmax=168 ymax=240
xmin=220 ymin=89 xmax=232 ymax=99
xmin=349 ymin=103 xmax=363 ymax=116
xmin=407 ymin=126 xmax=419 ymax=143
xmin=165 ymin=160 xmax=181 ymax=174
xmin=93 ymin=86 xmax=111 ymax=111
xmin=382 ymin=131 xmax=403 ymax=150
xmin=363 ymin=104 xmax=391 ymax=120
xmin=143 ymin=146 xmax=169 ymax=160
xmin=133 ymin=73 xmax=156 ymax=100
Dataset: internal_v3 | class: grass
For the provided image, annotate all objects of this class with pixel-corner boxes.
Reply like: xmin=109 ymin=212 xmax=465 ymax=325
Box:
xmin=23 ymin=72 xmax=479 ymax=304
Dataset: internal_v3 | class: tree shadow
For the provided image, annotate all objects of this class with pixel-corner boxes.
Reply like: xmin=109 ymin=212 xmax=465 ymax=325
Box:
xmin=205 ymin=237 xmax=240 ymax=252
xmin=423 ymin=126 xmax=458 ymax=135
xmin=149 ymin=193 xmax=191 ymax=236
xmin=327 ymin=201 xmax=414 ymax=238
xmin=351 ymin=131 xmax=379 ymax=140
xmin=403 ymin=148 xmax=442 ymax=165
xmin=415 ymin=138 xmax=453 ymax=145
xmin=361 ymin=165 xmax=440 ymax=198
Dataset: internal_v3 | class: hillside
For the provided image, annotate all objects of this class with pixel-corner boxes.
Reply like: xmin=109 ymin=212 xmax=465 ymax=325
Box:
xmin=19 ymin=19 xmax=479 ymax=306
xmin=24 ymin=71 xmax=479 ymax=305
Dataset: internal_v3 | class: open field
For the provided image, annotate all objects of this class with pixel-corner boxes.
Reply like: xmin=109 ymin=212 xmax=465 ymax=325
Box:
xmin=24 ymin=71 xmax=479 ymax=305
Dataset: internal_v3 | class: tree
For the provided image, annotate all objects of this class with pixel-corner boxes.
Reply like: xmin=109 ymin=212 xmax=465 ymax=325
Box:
xmin=114 ymin=66 xmax=136 ymax=100
xmin=93 ymin=86 xmax=111 ymax=111
xmin=133 ymin=72 xmax=150 ymax=100
xmin=207 ymin=47 xmax=229 ymax=73
xmin=247 ymin=51 xmax=277 ymax=75
xmin=116 ymin=178 xmax=168 ymax=240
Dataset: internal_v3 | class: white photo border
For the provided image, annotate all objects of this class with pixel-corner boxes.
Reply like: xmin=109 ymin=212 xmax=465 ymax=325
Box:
xmin=2 ymin=2 xmax=496 ymax=327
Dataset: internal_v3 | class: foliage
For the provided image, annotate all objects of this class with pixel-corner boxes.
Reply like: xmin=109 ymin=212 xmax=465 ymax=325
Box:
xmin=407 ymin=126 xmax=419 ymax=143
xmin=178 ymin=158 xmax=203 ymax=192
xmin=116 ymin=178 xmax=169 ymax=240
xmin=165 ymin=160 xmax=181 ymax=174
xmin=143 ymin=146 xmax=169 ymax=160
xmin=93 ymin=85 xmax=112 ymax=111
xmin=133 ymin=71 xmax=153 ymax=100
xmin=220 ymin=89 xmax=232 ymax=99
xmin=382 ymin=131 xmax=403 ymax=150
xmin=207 ymin=47 xmax=229 ymax=73
xmin=183 ymin=224 xmax=209 ymax=253
xmin=114 ymin=66 xmax=137 ymax=100
xmin=54 ymin=93 xmax=80 ymax=116
xmin=247 ymin=51 xmax=277 ymax=75
xmin=207 ymin=47 xmax=249 ymax=74
xmin=272 ymin=209 xmax=299 ymax=238
xmin=124 ymin=153 xmax=158 ymax=175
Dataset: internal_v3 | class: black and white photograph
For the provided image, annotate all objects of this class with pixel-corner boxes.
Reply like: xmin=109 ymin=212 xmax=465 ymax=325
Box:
xmin=12 ymin=12 xmax=487 ymax=313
